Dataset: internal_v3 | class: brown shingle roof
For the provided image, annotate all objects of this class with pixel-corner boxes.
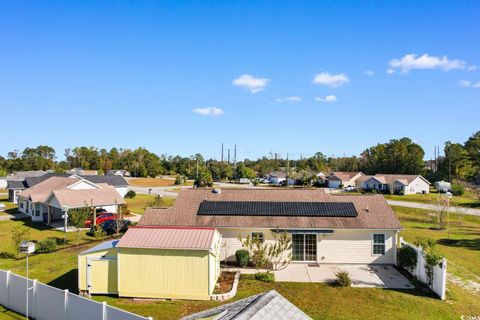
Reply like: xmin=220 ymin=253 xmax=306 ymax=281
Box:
xmin=329 ymin=172 xmax=364 ymax=182
xmin=117 ymin=226 xmax=217 ymax=250
xmin=371 ymin=174 xmax=430 ymax=185
xmin=19 ymin=177 xmax=81 ymax=202
xmin=49 ymin=185 xmax=125 ymax=208
xmin=139 ymin=189 xmax=401 ymax=230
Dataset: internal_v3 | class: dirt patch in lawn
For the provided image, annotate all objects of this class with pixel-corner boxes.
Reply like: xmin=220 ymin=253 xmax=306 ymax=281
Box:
xmin=214 ymin=272 xmax=236 ymax=294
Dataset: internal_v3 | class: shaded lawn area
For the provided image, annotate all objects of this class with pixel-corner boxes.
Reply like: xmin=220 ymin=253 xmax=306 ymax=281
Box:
xmin=393 ymin=205 xmax=480 ymax=279
xmin=0 ymin=195 xmax=17 ymax=216
xmin=385 ymin=189 xmax=480 ymax=208
xmin=128 ymin=178 xmax=193 ymax=187
xmin=125 ymin=194 xmax=175 ymax=215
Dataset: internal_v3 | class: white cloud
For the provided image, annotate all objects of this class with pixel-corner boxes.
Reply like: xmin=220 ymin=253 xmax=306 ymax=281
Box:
xmin=232 ymin=74 xmax=269 ymax=93
xmin=364 ymin=70 xmax=375 ymax=76
xmin=467 ymin=65 xmax=477 ymax=72
xmin=473 ymin=82 xmax=480 ymax=88
xmin=388 ymin=53 xmax=467 ymax=73
xmin=275 ymin=96 xmax=302 ymax=103
xmin=314 ymin=95 xmax=337 ymax=103
xmin=386 ymin=68 xmax=395 ymax=74
xmin=312 ymin=72 xmax=349 ymax=87
xmin=192 ymin=107 xmax=224 ymax=116
xmin=459 ymin=80 xmax=472 ymax=87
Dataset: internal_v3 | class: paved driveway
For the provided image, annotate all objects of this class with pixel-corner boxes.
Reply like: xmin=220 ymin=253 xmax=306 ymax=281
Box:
xmin=274 ymin=264 xmax=413 ymax=289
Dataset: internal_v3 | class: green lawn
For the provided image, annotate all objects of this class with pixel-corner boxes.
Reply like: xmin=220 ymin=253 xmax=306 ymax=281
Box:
xmin=125 ymin=194 xmax=175 ymax=215
xmin=0 ymin=195 xmax=17 ymax=216
xmin=393 ymin=205 xmax=480 ymax=280
xmin=385 ymin=189 xmax=480 ymax=208
xmin=0 ymin=205 xmax=479 ymax=319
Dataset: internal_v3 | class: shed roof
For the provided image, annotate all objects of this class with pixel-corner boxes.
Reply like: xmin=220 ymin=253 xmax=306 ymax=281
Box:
xmin=80 ymin=240 xmax=119 ymax=255
xmin=182 ymin=290 xmax=311 ymax=320
xmin=117 ymin=226 xmax=218 ymax=251
xmin=48 ymin=185 xmax=125 ymax=208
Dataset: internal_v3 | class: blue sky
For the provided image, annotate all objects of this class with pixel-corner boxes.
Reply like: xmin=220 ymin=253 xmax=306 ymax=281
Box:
xmin=1 ymin=1 xmax=478 ymax=161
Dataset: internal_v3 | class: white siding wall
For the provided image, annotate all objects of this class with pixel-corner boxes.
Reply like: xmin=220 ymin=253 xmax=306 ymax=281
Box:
xmin=69 ymin=181 xmax=97 ymax=190
xmin=328 ymin=180 xmax=341 ymax=188
xmin=404 ymin=177 xmax=430 ymax=195
xmin=115 ymin=186 xmax=128 ymax=198
xmin=218 ymin=228 xmax=397 ymax=265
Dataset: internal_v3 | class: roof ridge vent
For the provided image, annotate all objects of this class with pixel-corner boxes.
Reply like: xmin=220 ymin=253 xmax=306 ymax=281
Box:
xmin=212 ymin=188 xmax=222 ymax=194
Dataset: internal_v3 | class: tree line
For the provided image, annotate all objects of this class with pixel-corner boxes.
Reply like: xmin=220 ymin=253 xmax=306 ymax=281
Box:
xmin=0 ymin=131 xmax=479 ymax=184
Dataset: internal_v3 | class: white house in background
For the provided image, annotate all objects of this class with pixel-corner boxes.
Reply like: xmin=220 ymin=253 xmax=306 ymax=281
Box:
xmin=268 ymin=171 xmax=287 ymax=185
xmin=106 ymin=169 xmax=131 ymax=177
xmin=361 ymin=174 xmax=431 ymax=195
xmin=66 ymin=168 xmax=98 ymax=176
xmin=327 ymin=172 xmax=364 ymax=189
xmin=17 ymin=176 xmax=125 ymax=224
xmin=434 ymin=181 xmax=451 ymax=193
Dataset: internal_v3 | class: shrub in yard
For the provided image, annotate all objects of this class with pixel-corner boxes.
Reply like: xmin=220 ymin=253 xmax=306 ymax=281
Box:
xmin=398 ymin=245 xmax=417 ymax=269
xmin=335 ymin=271 xmax=352 ymax=287
xmin=124 ymin=190 xmax=136 ymax=199
xmin=235 ymin=249 xmax=250 ymax=267
xmin=36 ymin=238 xmax=58 ymax=253
xmin=87 ymin=225 xmax=106 ymax=238
xmin=451 ymin=184 xmax=464 ymax=196
xmin=255 ymin=272 xmax=275 ymax=283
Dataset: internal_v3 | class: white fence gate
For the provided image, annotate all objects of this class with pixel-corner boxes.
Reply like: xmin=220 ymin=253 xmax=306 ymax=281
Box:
xmin=399 ymin=237 xmax=447 ymax=300
xmin=0 ymin=270 xmax=152 ymax=320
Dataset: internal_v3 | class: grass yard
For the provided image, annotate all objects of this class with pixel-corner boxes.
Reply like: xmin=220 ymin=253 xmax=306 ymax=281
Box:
xmin=0 ymin=205 xmax=479 ymax=319
xmin=125 ymin=194 xmax=175 ymax=214
xmin=0 ymin=195 xmax=17 ymax=216
xmin=128 ymin=178 xmax=193 ymax=187
xmin=385 ymin=189 xmax=480 ymax=208
xmin=393 ymin=205 xmax=480 ymax=280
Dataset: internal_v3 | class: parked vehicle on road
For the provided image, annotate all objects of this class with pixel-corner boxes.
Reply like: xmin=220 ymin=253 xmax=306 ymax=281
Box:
xmin=84 ymin=212 xmax=119 ymax=227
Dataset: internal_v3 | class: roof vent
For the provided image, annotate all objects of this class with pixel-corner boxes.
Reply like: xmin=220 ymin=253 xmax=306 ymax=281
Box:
xmin=212 ymin=188 xmax=222 ymax=194
xmin=365 ymin=205 xmax=370 ymax=212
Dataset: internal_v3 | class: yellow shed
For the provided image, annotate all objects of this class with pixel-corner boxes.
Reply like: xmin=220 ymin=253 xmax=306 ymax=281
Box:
xmin=116 ymin=226 xmax=221 ymax=300
xmin=78 ymin=240 xmax=119 ymax=295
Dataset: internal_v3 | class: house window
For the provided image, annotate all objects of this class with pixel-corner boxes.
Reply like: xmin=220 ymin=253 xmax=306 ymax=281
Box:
xmin=373 ymin=234 xmax=386 ymax=255
xmin=251 ymin=232 xmax=264 ymax=243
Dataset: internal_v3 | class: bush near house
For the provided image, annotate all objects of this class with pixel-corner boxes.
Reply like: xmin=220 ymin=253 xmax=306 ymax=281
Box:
xmin=124 ymin=190 xmax=136 ymax=199
xmin=335 ymin=271 xmax=352 ymax=287
xmin=235 ymin=249 xmax=249 ymax=267
xmin=254 ymin=272 xmax=274 ymax=283
xmin=398 ymin=245 xmax=417 ymax=269
xmin=451 ymin=184 xmax=465 ymax=196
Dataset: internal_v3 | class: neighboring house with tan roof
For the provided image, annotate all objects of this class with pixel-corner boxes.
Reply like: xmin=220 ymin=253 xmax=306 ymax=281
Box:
xmin=327 ymin=171 xmax=364 ymax=189
xmin=66 ymin=168 xmax=98 ymax=176
xmin=17 ymin=176 xmax=125 ymax=224
xmin=361 ymin=174 xmax=431 ymax=195
xmin=138 ymin=188 xmax=402 ymax=266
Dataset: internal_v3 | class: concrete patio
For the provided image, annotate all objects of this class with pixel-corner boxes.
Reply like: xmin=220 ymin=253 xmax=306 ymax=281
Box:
xmin=274 ymin=264 xmax=413 ymax=289
xmin=224 ymin=264 xmax=414 ymax=289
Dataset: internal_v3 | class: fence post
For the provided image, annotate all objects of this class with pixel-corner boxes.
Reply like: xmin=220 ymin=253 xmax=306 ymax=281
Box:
xmin=32 ymin=279 xmax=37 ymax=319
xmin=5 ymin=270 xmax=10 ymax=310
xmin=64 ymin=289 xmax=69 ymax=320
xmin=440 ymin=258 xmax=447 ymax=300
xmin=102 ymin=301 xmax=107 ymax=320
xmin=417 ymin=246 xmax=423 ymax=280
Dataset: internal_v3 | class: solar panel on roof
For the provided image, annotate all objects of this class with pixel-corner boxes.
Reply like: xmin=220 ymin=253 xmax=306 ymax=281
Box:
xmin=197 ymin=201 xmax=358 ymax=217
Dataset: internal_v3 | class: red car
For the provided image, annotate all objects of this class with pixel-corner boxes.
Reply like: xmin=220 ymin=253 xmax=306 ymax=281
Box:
xmin=84 ymin=213 xmax=118 ymax=227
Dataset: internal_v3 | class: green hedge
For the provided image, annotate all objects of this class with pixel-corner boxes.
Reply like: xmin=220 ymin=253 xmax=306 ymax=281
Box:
xmin=235 ymin=249 xmax=249 ymax=267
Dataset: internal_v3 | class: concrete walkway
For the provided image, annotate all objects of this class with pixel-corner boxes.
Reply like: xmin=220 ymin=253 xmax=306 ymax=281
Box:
xmin=387 ymin=200 xmax=480 ymax=216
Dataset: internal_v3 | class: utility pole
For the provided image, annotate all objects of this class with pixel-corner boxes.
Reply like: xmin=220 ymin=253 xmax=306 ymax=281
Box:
xmin=286 ymin=153 xmax=290 ymax=186
xmin=221 ymin=143 xmax=224 ymax=162
xmin=196 ymin=156 xmax=199 ymax=180
xmin=228 ymin=149 xmax=230 ymax=163
xmin=234 ymin=144 xmax=237 ymax=169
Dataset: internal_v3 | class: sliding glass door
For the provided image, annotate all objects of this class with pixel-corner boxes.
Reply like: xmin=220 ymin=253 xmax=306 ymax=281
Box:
xmin=292 ymin=234 xmax=317 ymax=262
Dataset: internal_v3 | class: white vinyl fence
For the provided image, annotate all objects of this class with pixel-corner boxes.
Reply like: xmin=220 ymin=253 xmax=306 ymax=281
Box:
xmin=0 ymin=270 xmax=152 ymax=320
xmin=399 ymin=237 xmax=447 ymax=300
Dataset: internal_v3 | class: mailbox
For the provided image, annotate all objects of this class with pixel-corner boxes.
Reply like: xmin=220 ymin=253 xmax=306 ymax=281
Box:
xmin=19 ymin=241 xmax=35 ymax=254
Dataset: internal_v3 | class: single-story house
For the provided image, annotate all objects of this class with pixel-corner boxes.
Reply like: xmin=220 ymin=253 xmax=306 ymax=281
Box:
xmin=181 ymin=290 xmax=311 ymax=320
xmin=78 ymin=226 xmax=222 ymax=300
xmin=6 ymin=172 xmax=128 ymax=203
xmin=327 ymin=172 xmax=364 ymax=189
xmin=139 ymin=188 xmax=402 ymax=266
xmin=106 ymin=169 xmax=131 ymax=177
xmin=17 ymin=176 xmax=125 ymax=225
xmin=434 ymin=181 xmax=451 ymax=193
xmin=361 ymin=174 xmax=431 ymax=195
xmin=66 ymin=168 xmax=98 ymax=176
xmin=6 ymin=170 xmax=49 ymax=203
xmin=268 ymin=171 xmax=287 ymax=185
